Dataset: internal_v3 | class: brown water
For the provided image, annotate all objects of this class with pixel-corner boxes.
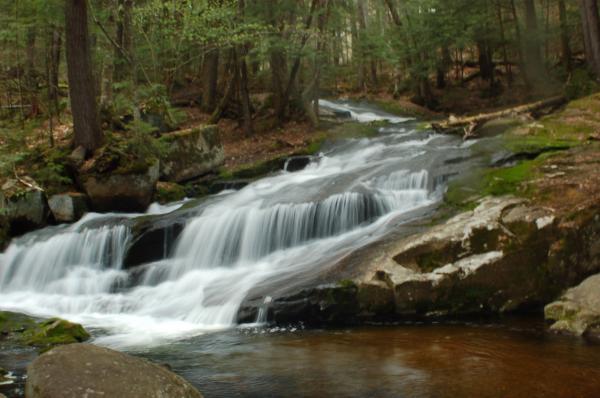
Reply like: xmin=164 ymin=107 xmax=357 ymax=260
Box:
xmin=133 ymin=319 xmax=600 ymax=398
xmin=2 ymin=319 xmax=599 ymax=397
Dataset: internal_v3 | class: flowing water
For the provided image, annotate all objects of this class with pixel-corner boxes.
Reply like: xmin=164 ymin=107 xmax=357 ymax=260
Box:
xmin=1 ymin=101 xmax=600 ymax=397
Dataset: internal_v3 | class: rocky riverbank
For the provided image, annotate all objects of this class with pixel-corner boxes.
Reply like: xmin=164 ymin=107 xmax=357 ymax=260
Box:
xmin=0 ymin=312 xmax=205 ymax=398
xmin=238 ymin=94 xmax=600 ymax=341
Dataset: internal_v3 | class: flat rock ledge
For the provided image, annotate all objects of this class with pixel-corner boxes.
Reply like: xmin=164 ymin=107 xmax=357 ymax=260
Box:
xmin=545 ymin=274 xmax=600 ymax=340
xmin=239 ymin=196 xmax=600 ymax=325
xmin=26 ymin=344 xmax=203 ymax=398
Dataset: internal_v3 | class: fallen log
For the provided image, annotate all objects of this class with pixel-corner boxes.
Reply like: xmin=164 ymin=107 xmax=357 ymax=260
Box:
xmin=431 ymin=96 xmax=567 ymax=139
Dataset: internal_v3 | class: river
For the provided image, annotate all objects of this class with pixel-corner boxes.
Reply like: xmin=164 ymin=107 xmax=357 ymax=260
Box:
xmin=1 ymin=100 xmax=599 ymax=397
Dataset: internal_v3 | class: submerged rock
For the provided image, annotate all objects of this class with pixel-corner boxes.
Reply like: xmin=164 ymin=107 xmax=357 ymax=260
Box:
xmin=26 ymin=344 xmax=203 ymax=398
xmin=81 ymin=160 xmax=160 ymax=212
xmin=160 ymin=125 xmax=224 ymax=183
xmin=48 ymin=193 xmax=89 ymax=223
xmin=545 ymin=274 xmax=600 ymax=339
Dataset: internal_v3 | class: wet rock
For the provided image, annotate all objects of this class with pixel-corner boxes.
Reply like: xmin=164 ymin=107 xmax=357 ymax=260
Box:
xmin=48 ymin=193 xmax=89 ymax=223
xmin=26 ymin=344 xmax=203 ymax=398
xmin=545 ymin=274 xmax=600 ymax=339
xmin=22 ymin=318 xmax=90 ymax=350
xmin=0 ymin=180 xmax=50 ymax=235
xmin=250 ymin=196 xmax=600 ymax=325
xmin=124 ymin=217 xmax=185 ymax=269
xmin=209 ymin=179 xmax=251 ymax=194
xmin=284 ymin=156 xmax=313 ymax=172
xmin=161 ymin=125 xmax=224 ymax=183
xmin=81 ymin=160 xmax=160 ymax=212
xmin=155 ymin=182 xmax=187 ymax=204
xmin=269 ymin=282 xmax=359 ymax=326
xmin=0 ymin=312 xmax=90 ymax=351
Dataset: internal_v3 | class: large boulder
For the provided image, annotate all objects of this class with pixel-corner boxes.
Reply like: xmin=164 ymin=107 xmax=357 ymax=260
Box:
xmin=0 ymin=179 xmax=50 ymax=236
xmin=26 ymin=344 xmax=203 ymax=398
xmin=160 ymin=125 xmax=224 ymax=183
xmin=48 ymin=193 xmax=89 ymax=223
xmin=239 ymin=196 xmax=600 ymax=325
xmin=81 ymin=160 xmax=160 ymax=212
xmin=545 ymin=274 xmax=600 ymax=339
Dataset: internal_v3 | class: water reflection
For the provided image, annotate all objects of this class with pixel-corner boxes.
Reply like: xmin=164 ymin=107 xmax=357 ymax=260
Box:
xmin=137 ymin=320 xmax=600 ymax=398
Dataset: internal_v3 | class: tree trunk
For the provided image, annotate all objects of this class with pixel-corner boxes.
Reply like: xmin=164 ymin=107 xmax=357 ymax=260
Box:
xmin=114 ymin=0 xmax=133 ymax=82
xmin=523 ymin=0 xmax=548 ymax=87
xmin=201 ymin=49 xmax=220 ymax=112
xmin=581 ymin=0 xmax=600 ymax=76
xmin=48 ymin=27 xmax=61 ymax=121
xmin=237 ymin=49 xmax=254 ymax=136
xmin=558 ymin=0 xmax=572 ymax=71
xmin=65 ymin=0 xmax=103 ymax=153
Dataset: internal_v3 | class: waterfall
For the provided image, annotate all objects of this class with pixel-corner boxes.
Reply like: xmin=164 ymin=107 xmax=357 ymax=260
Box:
xmin=0 ymin=100 xmax=472 ymax=347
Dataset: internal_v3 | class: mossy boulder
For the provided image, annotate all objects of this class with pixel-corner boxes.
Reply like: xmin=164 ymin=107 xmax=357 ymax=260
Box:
xmin=0 ymin=180 xmax=50 ymax=236
xmin=22 ymin=318 xmax=90 ymax=349
xmin=0 ymin=312 xmax=90 ymax=351
xmin=155 ymin=182 xmax=186 ymax=204
xmin=545 ymin=274 xmax=600 ymax=339
xmin=160 ymin=125 xmax=224 ymax=183
xmin=80 ymin=159 xmax=160 ymax=212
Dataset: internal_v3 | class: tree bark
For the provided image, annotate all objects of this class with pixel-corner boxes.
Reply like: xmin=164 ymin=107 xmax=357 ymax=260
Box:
xmin=114 ymin=0 xmax=133 ymax=82
xmin=201 ymin=50 xmax=220 ymax=112
xmin=523 ymin=0 xmax=548 ymax=87
xmin=580 ymin=0 xmax=600 ymax=76
xmin=65 ymin=0 xmax=103 ymax=153
xmin=558 ymin=0 xmax=572 ymax=71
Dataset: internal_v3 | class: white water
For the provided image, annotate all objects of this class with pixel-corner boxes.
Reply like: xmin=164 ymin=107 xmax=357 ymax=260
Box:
xmin=0 ymin=102 xmax=473 ymax=348
xmin=318 ymin=99 xmax=414 ymax=124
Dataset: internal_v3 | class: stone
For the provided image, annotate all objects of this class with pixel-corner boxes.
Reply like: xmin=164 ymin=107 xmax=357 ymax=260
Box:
xmin=82 ymin=160 xmax=160 ymax=212
xmin=0 ymin=180 xmax=50 ymax=236
xmin=545 ymin=274 xmax=600 ymax=339
xmin=68 ymin=146 xmax=87 ymax=168
xmin=284 ymin=156 xmax=314 ymax=172
xmin=0 ymin=312 xmax=90 ymax=351
xmin=161 ymin=125 xmax=224 ymax=183
xmin=26 ymin=344 xmax=203 ymax=398
xmin=155 ymin=182 xmax=186 ymax=204
xmin=48 ymin=193 xmax=89 ymax=223
xmin=22 ymin=318 xmax=90 ymax=349
xmin=241 ymin=195 xmax=600 ymax=325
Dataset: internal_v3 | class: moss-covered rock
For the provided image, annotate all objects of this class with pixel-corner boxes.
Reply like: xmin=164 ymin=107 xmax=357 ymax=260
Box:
xmin=0 ymin=312 xmax=90 ymax=352
xmin=160 ymin=125 xmax=224 ymax=183
xmin=0 ymin=180 xmax=50 ymax=236
xmin=155 ymin=182 xmax=186 ymax=204
xmin=545 ymin=274 xmax=600 ymax=339
xmin=22 ymin=318 xmax=90 ymax=349
xmin=80 ymin=159 xmax=160 ymax=212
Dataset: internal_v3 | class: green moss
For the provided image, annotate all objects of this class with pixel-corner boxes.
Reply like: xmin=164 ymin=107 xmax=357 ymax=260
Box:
xmin=338 ymin=279 xmax=357 ymax=289
xmin=482 ymin=161 xmax=536 ymax=197
xmin=22 ymin=318 xmax=90 ymax=350
xmin=0 ymin=312 xmax=90 ymax=352
xmin=155 ymin=182 xmax=186 ymax=204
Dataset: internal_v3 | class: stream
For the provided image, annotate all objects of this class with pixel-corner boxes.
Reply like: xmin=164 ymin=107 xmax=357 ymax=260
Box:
xmin=1 ymin=100 xmax=600 ymax=397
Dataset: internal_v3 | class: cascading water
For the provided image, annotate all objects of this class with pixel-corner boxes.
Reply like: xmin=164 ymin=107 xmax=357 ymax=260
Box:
xmin=0 ymin=100 xmax=479 ymax=348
